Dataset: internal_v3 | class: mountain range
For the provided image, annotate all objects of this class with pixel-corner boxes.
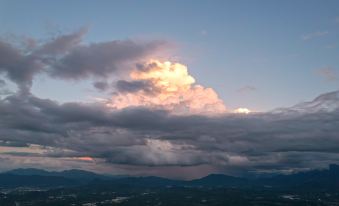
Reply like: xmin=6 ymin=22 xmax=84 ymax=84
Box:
xmin=1 ymin=164 xmax=339 ymax=191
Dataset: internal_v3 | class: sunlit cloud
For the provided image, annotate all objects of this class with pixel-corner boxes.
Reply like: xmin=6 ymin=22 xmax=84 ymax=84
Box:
xmin=234 ymin=108 xmax=251 ymax=114
xmin=105 ymin=60 xmax=226 ymax=115
xmin=72 ymin=156 xmax=95 ymax=162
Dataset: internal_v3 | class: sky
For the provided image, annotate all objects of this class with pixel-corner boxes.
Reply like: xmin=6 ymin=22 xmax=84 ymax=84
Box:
xmin=0 ymin=0 xmax=339 ymax=179
xmin=1 ymin=0 xmax=339 ymax=111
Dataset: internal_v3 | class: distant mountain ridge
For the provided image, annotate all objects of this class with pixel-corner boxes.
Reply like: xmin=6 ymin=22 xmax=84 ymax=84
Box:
xmin=0 ymin=174 xmax=78 ymax=188
xmin=0 ymin=168 xmax=115 ymax=188
xmin=259 ymin=164 xmax=339 ymax=190
xmin=5 ymin=168 xmax=110 ymax=181
xmin=189 ymin=174 xmax=249 ymax=187
xmin=1 ymin=164 xmax=339 ymax=191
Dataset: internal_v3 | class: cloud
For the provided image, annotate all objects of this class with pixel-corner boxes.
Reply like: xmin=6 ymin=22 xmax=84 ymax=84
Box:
xmin=105 ymin=60 xmax=226 ymax=115
xmin=0 ymin=28 xmax=168 ymax=93
xmin=0 ymin=41 xmax=41 ymax=93
xmin=36 ymin=27 xmax=88 ymax=56
xmin=0 ymin=78 xmax=6 ymax=94
xmin=116 ymin=80 xmax=156 ymax=94
xmin=301 ymin=31 xmax=328 ymax=40
xmin=93 ymin=81 xmax=109 ymax=91
xmin=0 ymin=79 xmax=5 ymax=87
xmin=1 ymin=91 xmax=339 ymax=176
xmin=48 ymin=40 xmax=167 ymax=80
xmin=1 ymin=28 xmax=339 ymax=178
xmin=237 ymin=85 xmax=257 ymax=94
xmin=0 ymin=78 xmax=13 ymax=96
xmin=315 ymin=67 xmax=337 ymax=81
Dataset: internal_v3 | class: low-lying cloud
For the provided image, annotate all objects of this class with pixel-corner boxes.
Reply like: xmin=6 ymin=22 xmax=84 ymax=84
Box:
xmin=1 ymin=91 xmax=339 ymax=177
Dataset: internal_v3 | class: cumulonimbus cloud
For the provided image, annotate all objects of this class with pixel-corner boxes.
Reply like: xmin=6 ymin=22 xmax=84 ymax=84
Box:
xmin=105 ymin=60 xmax=226 ymax=115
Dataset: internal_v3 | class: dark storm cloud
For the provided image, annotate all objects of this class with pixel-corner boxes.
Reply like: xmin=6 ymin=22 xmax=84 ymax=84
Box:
xmin=0 ymin=28 xmax=167 ymax=92
xmin=1 ymin=92 xmax=339 ymax=172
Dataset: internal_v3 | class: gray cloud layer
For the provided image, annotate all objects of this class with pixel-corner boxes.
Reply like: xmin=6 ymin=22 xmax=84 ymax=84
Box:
xmin=1 ymin=92 xmax=339 ymax=175
xmin=0 ymin=28 xmax=167 ymax=93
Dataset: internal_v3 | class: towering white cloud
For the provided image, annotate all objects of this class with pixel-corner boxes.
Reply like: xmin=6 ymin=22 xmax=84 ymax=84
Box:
xmin=106 ymin=60 xmax=226 ymax=115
